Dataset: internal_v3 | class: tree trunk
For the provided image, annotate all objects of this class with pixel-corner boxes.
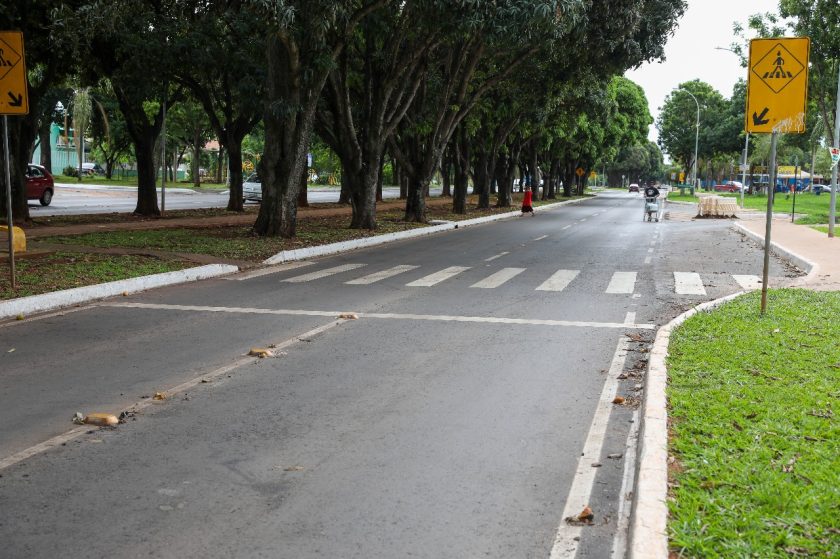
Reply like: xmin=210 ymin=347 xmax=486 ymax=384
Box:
xmin=193 ymin=127 xmax=201 ymax=188
xmin=134 ymin=135 xmax=161 ymax=215
xmin=404 ymin=173 xmax=426 ymax=222
xmin=38 ymin=125 xmax=52 ymax=173
xmin=474 ymin=150 xmax=490 ymax=209
xmin=376 ymin=160 xmax=383 ymax=202
xmin=298 ymin=161 xmax=309 ymax=208
xmin=339 ymin=176 xmax=352 ymax=204
xmin=441 ymin=147 xmax=452 ymax=197
xmin=226 ymin=140 xmax=245 ymax=211
xmin=495 ymin=155 xmax=512 ymax=208
xmin=452 ymin=129 xmax=469 ymax=214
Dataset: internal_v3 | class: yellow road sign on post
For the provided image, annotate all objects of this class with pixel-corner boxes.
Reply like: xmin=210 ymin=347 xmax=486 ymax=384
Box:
xmin=0 ymin=31 xmax=29 ymax=115
xmin=745 ymin=37 xmax=809 ymax=134
xmin=575 ymin=167 xmax=584 ymax=177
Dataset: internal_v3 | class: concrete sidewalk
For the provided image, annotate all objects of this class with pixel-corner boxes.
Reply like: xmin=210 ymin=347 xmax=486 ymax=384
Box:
xmin=735 ymin=217 xmax=840 ymax=291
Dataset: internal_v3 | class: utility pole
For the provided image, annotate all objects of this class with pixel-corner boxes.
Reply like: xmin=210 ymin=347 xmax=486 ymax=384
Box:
xmin=829 ymin=63 xmax=839 ymax=238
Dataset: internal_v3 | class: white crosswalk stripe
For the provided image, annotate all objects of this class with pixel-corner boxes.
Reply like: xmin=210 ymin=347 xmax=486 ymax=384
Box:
xmin=535 ymin=269 xmax=580 ymax=292
xmin=732 ymin=274 xmax=762 ymax=291
xmin=346 ymin=265 xmax=419 ymax=285
xmin=605 ymin=272 xmax=637 ymax=294
xmin=283 ymin=263 xmax=366 ymax=283
xmin=406 ymin=266 xmax=470 ymax=287
xmin=674 ymin=272 xmax=706 ymax=295
xmin=470 ymin=268 xmax=526 ymax=289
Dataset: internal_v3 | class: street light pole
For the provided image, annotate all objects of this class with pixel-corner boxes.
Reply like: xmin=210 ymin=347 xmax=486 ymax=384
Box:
xmin=741 ymin=133 xmax=749 ymax=207
xmin=675 ymin=88 xmax=701 ymax=190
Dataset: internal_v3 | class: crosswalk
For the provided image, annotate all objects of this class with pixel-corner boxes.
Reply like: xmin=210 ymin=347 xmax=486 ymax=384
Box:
xmin=276 ymin=262 xmax=763 ymax=296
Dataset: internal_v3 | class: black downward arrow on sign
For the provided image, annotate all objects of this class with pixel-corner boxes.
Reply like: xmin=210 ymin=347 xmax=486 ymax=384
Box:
xmin=752 ymin=107 xmax=770 ymax=126
xmin=7 ymin=92 xmax=23 ymax=107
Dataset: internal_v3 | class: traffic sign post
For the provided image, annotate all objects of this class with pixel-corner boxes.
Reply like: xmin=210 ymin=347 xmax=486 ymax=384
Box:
xmin=746 ymin=37 xmax=810 ymax=314
xmin=1 ymin=30 xmax=29 ymax=290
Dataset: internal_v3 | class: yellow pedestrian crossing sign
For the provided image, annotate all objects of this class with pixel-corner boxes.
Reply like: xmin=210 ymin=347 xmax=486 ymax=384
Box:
xmin=745 ymin=37 xmax=809 ymax=134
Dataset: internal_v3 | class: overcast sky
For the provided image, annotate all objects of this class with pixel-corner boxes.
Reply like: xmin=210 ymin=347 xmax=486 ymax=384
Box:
xmin=625 ymin=0 xmax=781 ymax=144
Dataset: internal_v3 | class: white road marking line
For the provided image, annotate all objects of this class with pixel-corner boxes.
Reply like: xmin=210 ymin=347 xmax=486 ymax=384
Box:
xmin=283 ymin=263 xmax=366 ymax=283
xmin=732 ymin=274 xmax=762 ymax=291
xmin=644 ymin=256 xmax=652 ymax=264
xmin=406 ymin=266 xmax=470 ymax=287
xmin=606 ymin=272 xmax=637 ymax=294
xmin=674 ymin=272 xmax=706 ymax=295
xmin=579 ymin=218 xmax=587 ymax=222
xmin=345 ymin=265 xmax=419 ymax=285
xmin=649 ymin=240 xmax=656 ymax=247
xmin=470 ymin=268 xmax=526 ymax=289
xmin=550 ymin=336 xmax=631 ymax=559
xmin=591 ymin=212 xmax=600 ymax=217
xmin=624 ymin=311 xmax=636 ymax=325
xmin=0 ymin=320 xmax=346 ymax=472
xmin=610 ymin=409 xmax=641 ymax=559
xmin=632 ymin=293 xmax=641 ymax=299
xmin=485 ymin=252 xmax=509 ymax=262
xmin=101 ymin=302 xmax=656 ymax=330
xmin=225 ymin=261 xmax=314 ymax=281
xmin=0 ymin=305 xmax=90 ymax=329
xmin=647 ymin=248 xmax=654 ymax=254
xmin=562 ymin=225 xmax=571 ymax=230
xmin=535 ymin=269 xmax=580 ymax=292
xmin=534 ymin=234 xmax=548 ymax=241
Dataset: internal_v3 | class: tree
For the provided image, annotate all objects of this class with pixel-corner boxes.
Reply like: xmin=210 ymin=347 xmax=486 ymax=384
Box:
xmin=174 ymin=2 xmax=265 ymax=211
xmin=252 ymin=0 xmax=389 ymax=238
xmin=657 ymin=80 xmax=727 ymax=175
xmin=0 ymin=1 xmax=88 ymax=222
xmin=84 ymin=1 xmax=182 ymax=215
xmin=88 ymin=83 xmax=134 ymax=180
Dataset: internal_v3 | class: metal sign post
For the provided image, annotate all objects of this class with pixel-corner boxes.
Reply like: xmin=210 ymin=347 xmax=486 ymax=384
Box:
xmin=791 ymin=160 xmax=798 ymax=223
xmin=761 ymin=131 xmax=778 ymax=315
xmin=3 ymin=115 xmax=14 ymax=288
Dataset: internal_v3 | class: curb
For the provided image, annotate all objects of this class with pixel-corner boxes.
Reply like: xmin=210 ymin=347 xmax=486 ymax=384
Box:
xmin=628 ymin=291 xmax=746 ymax=559
xmin=0 ymin=264 xmax=239 ymax=321
xmin=731 ymin=222 xmax=818 ymax=286
xmin=263 ymin=197 xmax=590 ymax=265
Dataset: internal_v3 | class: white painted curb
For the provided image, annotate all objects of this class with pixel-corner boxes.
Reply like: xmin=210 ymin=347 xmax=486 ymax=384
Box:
xmin=628 ymin=291 xmax=745 ymax=559
xmin=263 ymin=197 xmax=590 ymax=265
xmin=732 ymin=222 xmax=818 ymax=286
xmin=0 ymin=264 xmax=238 ymax=321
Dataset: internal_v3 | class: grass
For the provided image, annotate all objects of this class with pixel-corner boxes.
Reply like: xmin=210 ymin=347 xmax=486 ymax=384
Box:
xmin=0 ymin=252 xmax=193 ymax=300
xmin=667 ymin=289 xmax=840 ymax=558
xmin=666 ymin=190 xmax=838 ymax=223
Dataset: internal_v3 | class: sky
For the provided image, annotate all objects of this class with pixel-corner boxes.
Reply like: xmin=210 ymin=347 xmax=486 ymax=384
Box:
xmin=625 ymin=0 xmax=781 ymax=145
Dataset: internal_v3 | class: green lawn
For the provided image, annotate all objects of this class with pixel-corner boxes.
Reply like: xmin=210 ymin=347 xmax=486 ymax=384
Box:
xmin=666 ymin=190 xmax=838 ymax=224
xmin=667 ymin=289 xmax=840 ymax=558
xmin=1 ymin=252 xmax=192 ymax=300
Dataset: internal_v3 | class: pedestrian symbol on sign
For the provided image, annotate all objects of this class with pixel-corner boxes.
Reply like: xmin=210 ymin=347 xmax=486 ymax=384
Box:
xmin=751 ymin=43 xmax=805 ymax=94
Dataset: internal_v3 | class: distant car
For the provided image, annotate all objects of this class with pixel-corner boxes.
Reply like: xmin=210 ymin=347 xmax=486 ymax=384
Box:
xmin=814 ymin=184 xmax=834 ymax=194
xmin=243 ymin=172 xmax=262 ymax=202
xmin=628 ymin=183 xmax=639 ymax=193
xmin=25 ymin=164 xmax=55 ymax=206
xmin=714 ymin=183 xmax=740 ymax=193
xmin=81 ymin=162 xmax=104 ymax=176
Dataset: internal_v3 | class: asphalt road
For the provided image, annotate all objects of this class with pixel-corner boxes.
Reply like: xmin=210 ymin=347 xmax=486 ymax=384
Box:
xmin=27 ymin=184 xmax=405 ymax=216
xmin=0 ymin=192 xmax=796 ymax=558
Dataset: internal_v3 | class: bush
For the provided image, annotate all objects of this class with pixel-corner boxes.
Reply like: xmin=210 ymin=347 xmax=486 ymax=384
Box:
xmin=63 ymin=165 xmax=79 ymax=177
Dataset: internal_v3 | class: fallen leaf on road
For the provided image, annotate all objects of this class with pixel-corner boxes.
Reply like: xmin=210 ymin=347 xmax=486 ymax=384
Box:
xmin=612 ymin=396 xmax=626 ymax=405
xmin=338 ymin=313 xmax=358 ymax=320
xmin=72 ymin=412 xmax=85 ymax=425
xmin=153 ymin=392 xmax=167 ymax=400
xmin=617 ymin=373 xmax=628 ymax=380
xmin=15 ymin=314 xmax=24 ymax=321
xmin=7 ymin=348 xmax=14 ymax=353
xmin=591 ymin=463 xmax=602 ymax=468
xmin=565 ymin=505 xmax=595 ymax=525
xmin=283 ymin=466 xmax=305 ymax=472
xmin=248 ymin=348 xmax=274 ymax=358
xmin=83 ymin=413 xmax=119 ymax=427
xmin=607 ymin=453 xmax=623 ymax=460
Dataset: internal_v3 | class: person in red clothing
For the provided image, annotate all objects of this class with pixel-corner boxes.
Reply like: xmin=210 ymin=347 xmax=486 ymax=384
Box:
xmin=521 ymin=186 xmax=535 ymax=216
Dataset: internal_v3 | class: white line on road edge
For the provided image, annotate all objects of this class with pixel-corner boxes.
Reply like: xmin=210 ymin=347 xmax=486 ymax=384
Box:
xmin=0 ymin=320 xmax=347 ymax=472
xmin=485 ymin=251 xmax=510 ymax=262
xmin=534 ymin=234 xmax=548 ymax=241
xmin=550 ymin=336 xmax=631 ymax=559
xmin=624 ymin=312 xmax=636 ymax=325
xmin=628 ymin=291 xmax=744 ymax=559
xmin=562 ymin=225 xmax=571 ymax=230
xmin=611 ymin=409 xmax=640 ymax=559
xmin=102 ymin=302 xmax=657 ymax=330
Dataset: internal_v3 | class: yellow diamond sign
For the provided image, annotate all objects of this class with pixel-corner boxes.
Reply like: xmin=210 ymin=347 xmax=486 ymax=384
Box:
xmin=745 ymin=37 xmax=809 ymax=134
xmin=0 ymin=31 xmax=29 ymax=115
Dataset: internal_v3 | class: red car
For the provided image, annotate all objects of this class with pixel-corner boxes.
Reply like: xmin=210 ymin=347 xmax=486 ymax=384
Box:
xmin=713 ymin=183 xmax=739 ymax=193
xmin=25 ymin=164 xmax=54 ymax=206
